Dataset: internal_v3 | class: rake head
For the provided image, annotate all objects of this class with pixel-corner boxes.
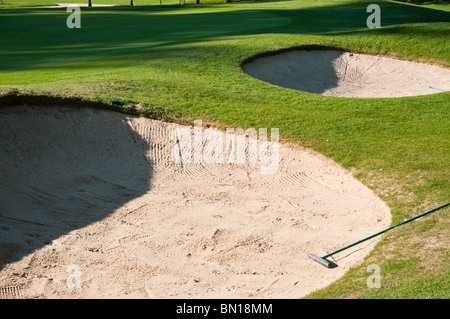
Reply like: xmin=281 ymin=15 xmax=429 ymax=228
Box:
xmin=307 ymin=253 xmax=336 ymax=268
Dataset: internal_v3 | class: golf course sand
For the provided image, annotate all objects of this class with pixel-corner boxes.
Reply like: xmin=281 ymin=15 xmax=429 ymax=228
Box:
xmin=242 ymin=49 xmax=450 ymax=98
xmin=0 ymin=105 xmax=391 ymax=298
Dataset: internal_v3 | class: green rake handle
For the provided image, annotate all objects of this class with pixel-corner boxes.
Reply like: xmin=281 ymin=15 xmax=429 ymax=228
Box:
xmin=322 ymin=202 xmax=450 ymax=259
xmin=429 ymin=86 xmax=448 ymax=92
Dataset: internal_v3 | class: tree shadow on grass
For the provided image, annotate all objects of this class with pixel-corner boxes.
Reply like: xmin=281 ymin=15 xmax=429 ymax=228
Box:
xmin=0 ymin=102 xmax=154 ymax=271
xmin=0 ymin=1 xmax=449 ymax=72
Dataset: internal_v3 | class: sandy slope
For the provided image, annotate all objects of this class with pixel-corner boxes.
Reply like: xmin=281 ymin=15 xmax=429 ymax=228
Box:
xmin=0 ymin=106 xmax=390 ymax=299
xmin=242 ymin=49 xmax=450 ymax=98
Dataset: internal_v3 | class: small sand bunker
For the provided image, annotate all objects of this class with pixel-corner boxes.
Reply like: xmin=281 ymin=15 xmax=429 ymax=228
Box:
xmin=0 ymin=106 xmax=390 ymax=298
xmin=242 ymin=49 xmax=450 ymax=98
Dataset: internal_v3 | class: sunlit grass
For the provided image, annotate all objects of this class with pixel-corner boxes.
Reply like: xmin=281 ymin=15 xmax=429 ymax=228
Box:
xmin=1 ymin=0 xmax=449 ymax=298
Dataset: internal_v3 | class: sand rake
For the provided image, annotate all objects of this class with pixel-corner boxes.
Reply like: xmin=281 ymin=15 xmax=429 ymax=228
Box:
xmin=308 ymin=202 xmax=450 ymax=268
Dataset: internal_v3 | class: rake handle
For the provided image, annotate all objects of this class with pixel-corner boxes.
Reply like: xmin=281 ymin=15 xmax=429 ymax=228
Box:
xmin=322 ymin=202 xmax=450 ymax=259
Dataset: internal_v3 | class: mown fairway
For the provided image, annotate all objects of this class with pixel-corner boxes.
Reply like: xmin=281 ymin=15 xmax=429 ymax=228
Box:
xmin=1 ymin=0 xmax=449 ymax=298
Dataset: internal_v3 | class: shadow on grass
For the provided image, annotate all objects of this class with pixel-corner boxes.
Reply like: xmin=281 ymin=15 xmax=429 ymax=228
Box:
xmin=0 ymin=1 xmax=449 ymax=72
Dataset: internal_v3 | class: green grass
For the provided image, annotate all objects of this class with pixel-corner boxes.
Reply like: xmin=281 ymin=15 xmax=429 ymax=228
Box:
xmin=0 ymin=0 xmax=236 ymax=9
xmin=1 ymin=0 xmax=449 ymax=299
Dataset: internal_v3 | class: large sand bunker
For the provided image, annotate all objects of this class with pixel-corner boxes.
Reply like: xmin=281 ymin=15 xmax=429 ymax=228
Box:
xmin=242 ymin=49 xmax=450 ymax=98
xmin=0 ymin=106 xmax=390 ymax=298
